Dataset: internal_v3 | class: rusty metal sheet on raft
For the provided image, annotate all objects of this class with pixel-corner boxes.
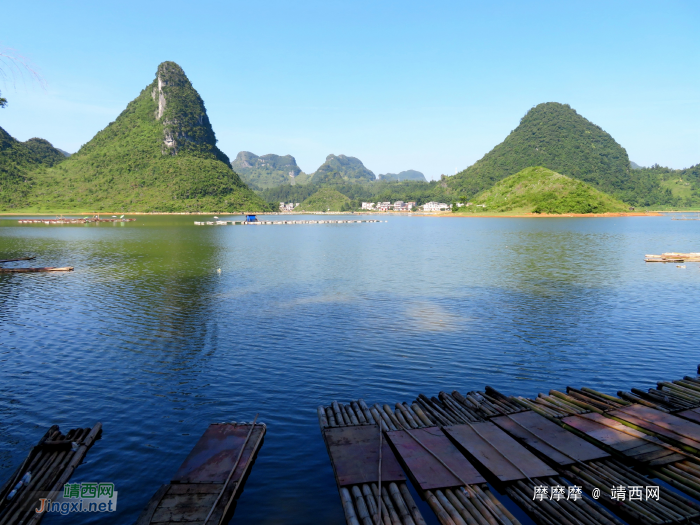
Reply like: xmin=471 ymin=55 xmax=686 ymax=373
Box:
xmin=386 ymin=427 xmax=485 ymax=490
xmin=677 ymin=408 xmax=700 ymax=425
xmin=172 ymin=423 xmax=265 ymax=484
xmin=610 ymin=405 xmax=700 ymax=444
xmin=444 ymin=422 xmax=557 ymax=482
xmin=492 ymin=411 xmax=608 ymax=465
xmin=323 ymin=425 xmax=405 ymax=487
xmin=563 ymin=413 xmax=657 ymax=452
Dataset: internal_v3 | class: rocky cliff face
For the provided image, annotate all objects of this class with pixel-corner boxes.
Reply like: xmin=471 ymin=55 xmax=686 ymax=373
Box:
xmin=149 ymin=61 xmax=229 ymax=164
xmin=231 ymin=151 xmax=303 ymax=189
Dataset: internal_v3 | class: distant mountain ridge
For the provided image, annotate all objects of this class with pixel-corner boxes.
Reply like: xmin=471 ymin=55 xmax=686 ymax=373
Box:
xmin=0 ymin=127 xmax=66 ymax=207
xmin=311 ymin=154 xmax=375 ymax=183
xmin=9 ymin=61 xmax=267 ymax=212
xmin=232 ymin=151 xmax=303 ymax=189
xmin=377 ymin=169 xmax=427 ymax=182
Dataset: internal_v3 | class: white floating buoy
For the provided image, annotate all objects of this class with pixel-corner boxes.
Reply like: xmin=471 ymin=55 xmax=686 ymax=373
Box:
xmin=217 ymin=268 xmax=222 ymax=274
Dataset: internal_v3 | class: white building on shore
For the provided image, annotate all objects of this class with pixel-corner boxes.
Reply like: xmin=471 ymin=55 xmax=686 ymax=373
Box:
xmin=422 ymin=201 xmax=450 ymax=212
xmin=361 ymin=201 xmax=417 ymax=211
xmin=279 ymin=202 xmax=300 ymax=212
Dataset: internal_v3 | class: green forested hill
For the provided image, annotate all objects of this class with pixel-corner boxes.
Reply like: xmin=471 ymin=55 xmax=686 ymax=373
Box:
xmin=298 ymin=187 xmax=350 ymax=211
xmin=636 ymin=163 xmax=700 ymax=208
xmin=12 ymin=61 xmax=268 ymax=212
xmin=231 ymin=151 xmax=304 ymax=189
xmin=447 ymin=102 xmax=675 ymax=207
xmin=0 ymin=126 xmax=67 ymax=208
xmin=311 ymin=154 xmax=376 ymax=183
xmin=466 ymin=166 xmax=628 ymax=214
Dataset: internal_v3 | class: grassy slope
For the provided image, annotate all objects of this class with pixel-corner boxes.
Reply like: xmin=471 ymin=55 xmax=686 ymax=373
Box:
xmin=14 ymin=63 xmax=268 ymax=213
xmin=640 ymin=164 xmax=700 ymax=208
xmin=299 ymin=187 xmax=350 ymax=211
xmin=463 ymin=166 xmax=629 ymax=214
xmin=447 ymin=102 xmax=674 ymax=207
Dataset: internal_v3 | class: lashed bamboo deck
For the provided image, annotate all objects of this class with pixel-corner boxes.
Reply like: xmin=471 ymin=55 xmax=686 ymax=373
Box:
xmin=321 ymin=366 xmax=700 ymax=525
xmin=135 ymin=422 xmax=265 ymax=525
xmin=0 ymin=423 xmax=102 ymax=525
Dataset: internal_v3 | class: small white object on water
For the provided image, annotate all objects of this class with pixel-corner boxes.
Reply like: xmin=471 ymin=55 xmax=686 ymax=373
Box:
xmin=217 ymin=268 xmax=222 ymax=274
xmin=677 ymin=265 xmax=686 ymax=268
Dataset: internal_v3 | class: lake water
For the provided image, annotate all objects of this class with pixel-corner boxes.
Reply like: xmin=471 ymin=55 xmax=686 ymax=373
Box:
xmin=1 ymin=214 xmax=699 ymax=524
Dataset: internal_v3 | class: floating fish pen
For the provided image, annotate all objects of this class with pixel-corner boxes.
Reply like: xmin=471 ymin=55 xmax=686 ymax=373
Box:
xmin=0 ymin=423 xmax=102 ymax=525
xmin=671 ymin=213 xmax=700 ymax=221
xmin=17 ymin=218 xmax=135 ymax=224
xmin=645 ymin=252 xmax=700 ymax=262
xmin=194 ymin=219 xmax=385 ymax=226
xmin=135 ymin=420 xmax=265 ymax=525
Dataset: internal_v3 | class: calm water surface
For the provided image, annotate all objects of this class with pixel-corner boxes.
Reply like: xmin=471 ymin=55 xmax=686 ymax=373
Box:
xmin=1 ymin=214 xmax=699 ymax=524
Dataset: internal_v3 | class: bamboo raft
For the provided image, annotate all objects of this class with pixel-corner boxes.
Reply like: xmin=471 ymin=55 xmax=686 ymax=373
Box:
xmin=135 ymin=421 xmax=265 ymax=525
xmin=0 ymin=267 xmax=73 ymax=273
xmin=319 ymin=398 xmax=624 ymax=525
xmin=195 ymin=219 xmax=385 ymax=225
xmin=514 ymin=381 xmax=700 ymax=518
xmin=0 ymin=423 xmax=102 ymax=525
xmin=322 ymin=366 xmax=700 ymax=525
xmin=645 ymin=252 xmax=700 ymax=262
xmin=0 ymin=257 xmax=35 ymax=264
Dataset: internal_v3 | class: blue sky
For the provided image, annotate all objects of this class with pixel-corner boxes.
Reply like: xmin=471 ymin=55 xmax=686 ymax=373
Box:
xmin=1 ymin=1 xmax=698 ymax=179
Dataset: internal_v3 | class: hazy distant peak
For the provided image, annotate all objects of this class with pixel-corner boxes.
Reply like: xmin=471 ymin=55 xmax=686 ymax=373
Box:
xmin=377 ymin=169 xmax=427 ymax=182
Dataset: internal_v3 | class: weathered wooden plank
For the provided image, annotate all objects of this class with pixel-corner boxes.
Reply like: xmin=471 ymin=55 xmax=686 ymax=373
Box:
xmin=493 ymin=411 xmax=608 ymax=465
xmin=385 ymin=427 xmax=485 ymax=490
xmin=134 ymin=485 xmax=170 ymax=525
xmin=633 ymin=448 xmax=679 ymax=463
xmin=623 ymin=443 xmax=665 ymax=457
xmin=443 ymin=422 xmax=557 ymax=482
xmin=157 ymin=491 xmax=218 ymax=509
xmin=323 ymin=425 xmax=405 ymax=486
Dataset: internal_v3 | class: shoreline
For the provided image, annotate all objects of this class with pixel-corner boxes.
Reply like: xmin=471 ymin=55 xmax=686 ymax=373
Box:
xmin=0 ymin=211 xmax=668 ymax=218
